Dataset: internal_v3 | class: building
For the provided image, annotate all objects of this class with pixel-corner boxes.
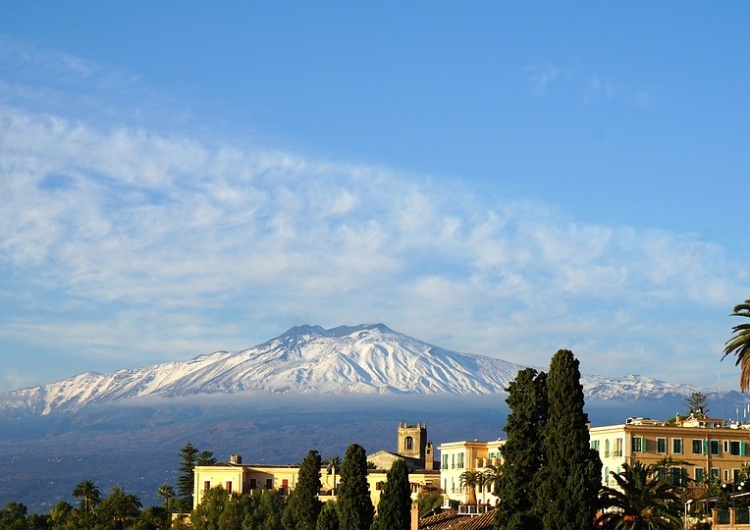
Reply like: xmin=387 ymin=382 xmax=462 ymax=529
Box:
xmin=192 ymin=454 xmax=304 ymax=507
xmin=590 ymin=414 xmax=750 ymax=487
xmin=193 ymin=422 xmax=441 ymax=511
xmin=369 ymin=421 xmax=436 ymax=471
xmin=438 ymin=439 xmax=504 ymax=506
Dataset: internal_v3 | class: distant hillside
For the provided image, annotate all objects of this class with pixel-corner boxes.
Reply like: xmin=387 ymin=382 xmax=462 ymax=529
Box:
xmin=0 ymin=323 xmax=720 ymax=416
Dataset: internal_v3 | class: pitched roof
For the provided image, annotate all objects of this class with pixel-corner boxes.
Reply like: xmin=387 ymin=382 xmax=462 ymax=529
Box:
xmin=419 ymin=509 xmax=496 ymax=530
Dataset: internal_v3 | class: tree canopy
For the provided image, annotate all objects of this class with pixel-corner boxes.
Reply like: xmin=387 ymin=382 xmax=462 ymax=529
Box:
xmin=538 ymin=349 xmax=602 ymax=530
xmin=337 ymin=444 xmax=374 ymax=530
xmin=723 ymin=299 xmax=750 ymax=392
xmin=494 ymin=368 xmax=548 ymax=530
xmin=373 ymin=459 xmax=411 ymax=530
xmin=597 ymin=462 xmax=682 ymax=530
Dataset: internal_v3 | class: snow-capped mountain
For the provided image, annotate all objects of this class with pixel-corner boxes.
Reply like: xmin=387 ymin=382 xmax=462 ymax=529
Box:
xmin=0 ymin=323 xmax=709 ymax=416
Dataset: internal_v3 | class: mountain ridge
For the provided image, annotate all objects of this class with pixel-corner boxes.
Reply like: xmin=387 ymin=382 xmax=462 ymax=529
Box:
xmin=0 ymin=323 xmax=715 ymax=416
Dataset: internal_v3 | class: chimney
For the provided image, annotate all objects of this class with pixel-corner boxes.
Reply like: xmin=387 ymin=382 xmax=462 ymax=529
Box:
xmin=411 ymin=502 xmax=419 ymax=530
xmin=230 ymin=454 xmax=242 ymax=464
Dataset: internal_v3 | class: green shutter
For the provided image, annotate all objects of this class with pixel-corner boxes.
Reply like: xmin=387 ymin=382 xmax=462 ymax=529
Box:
xmin=642 ymin=437 xmax=647 ymax=452
xmin=703 ymin=440 xmax=708 ymax=455
xmin=742 ymin=442 xmax=747 ymax=457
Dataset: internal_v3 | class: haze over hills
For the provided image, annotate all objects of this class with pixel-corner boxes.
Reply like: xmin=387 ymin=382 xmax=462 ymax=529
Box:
xmin=0 ymin=323 xmax=719 ymax=416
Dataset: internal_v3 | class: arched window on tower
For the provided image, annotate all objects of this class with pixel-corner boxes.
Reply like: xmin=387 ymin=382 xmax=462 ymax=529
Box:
xmin=404 ymin=436 xmax=414 ymax=451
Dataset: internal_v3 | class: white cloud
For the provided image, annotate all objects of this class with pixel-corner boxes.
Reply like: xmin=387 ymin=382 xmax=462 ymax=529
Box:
xmin=0 ymin=106 xmax=744 ymax=390
xmin=0 ymin=38 xmax=743 ymax=392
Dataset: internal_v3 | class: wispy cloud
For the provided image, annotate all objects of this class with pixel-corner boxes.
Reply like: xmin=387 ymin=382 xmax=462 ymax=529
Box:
xmin=526 ymin=65 xmax=559 ymax=94
xmin=0 ymin=104 xmax=742 ymax=390
xmin=0 ymin=38 xmax=741 ymax=393
xmin=584 ymin=75 xmax=656 ymax=107
xmin=526 ymin=61 xmax=656 ymax=107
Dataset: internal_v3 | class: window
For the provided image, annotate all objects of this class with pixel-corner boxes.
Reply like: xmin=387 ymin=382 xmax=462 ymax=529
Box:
xmin=632 ymin=436 xmax=645 ymax=452
xmin=376 ymin=482 xmax=384 ymax=491
xmin=590 ymin=440 xmax=600 ymax=451
xmin=692 ymin=439 xmax=705 ymax=455
xmin=710 ymin=440 xmax=720 ymax=455
xmin=203 ymin=481 xmax=211 ymax=491
xmin=265 ymin=478 xmax=273 ymax=490
xmin=657 ymin=438 xmax=667 ymax=453
xmin=282 ymin=479 xmax=289 ymax=493
xmin=711 ymin=468 xmax=720 ymax=481
xmin=729 ymin=442 xmax=747 ymax=456
xmin=669 ymin=468 xmax=686 ymax=487
xmin=249 ymin=478 xmax=257 ymax=490
xmin=696 ymin=468 xmax=705 ymax=482
xmin=456 ymin=452 xmax=465 ymax=469
xmin=734 ymin=469 xmax=742 ymax=482
xmin=451 ymin=454 xmax=455 ymax=469
xmin=604 ymin=440 xmax=610 ymax=458
xmin=673 ymin=439 xmax=683 ymax=454
xmin=614 ymin=438 xmax=623 ymax=457
xmin=404 ymin=437 xmax=413 ymax=451
xmin=225 ymin=481 xmax=232 ymax=495
xmin=442 ymin=454 xmax=449 ymax=469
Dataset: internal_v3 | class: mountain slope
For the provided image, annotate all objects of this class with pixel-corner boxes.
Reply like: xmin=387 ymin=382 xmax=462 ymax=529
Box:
xmin=0 ymin=323 xmax=709 ymax=416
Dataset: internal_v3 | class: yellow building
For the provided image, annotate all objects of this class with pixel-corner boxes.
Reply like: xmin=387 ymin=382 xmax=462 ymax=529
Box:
xmin=193 ymin=422 xmax=442 ymax=511
xmin=193 ymin=453 xmax=440 ymax=511
xmin=193 ymin=455 xmax=306 ymax=507
xmin=438 ymin=439 xmax=504 ymax=506
xmin=590 ymin=414 xmax=750 ymax=487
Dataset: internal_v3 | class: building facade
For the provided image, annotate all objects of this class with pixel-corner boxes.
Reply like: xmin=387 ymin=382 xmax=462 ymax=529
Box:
xmin=590 ymin=415 xmax=750 ymax=487
xmin=192 ymin=455 xmax=440 ymax=510
xmin=193 ymin=422 xmax=441 ymax=511
xmin=438 ymin=439 xmax=504 ymax=506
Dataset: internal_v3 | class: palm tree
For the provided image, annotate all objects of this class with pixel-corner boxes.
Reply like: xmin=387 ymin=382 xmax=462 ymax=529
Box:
xmin=476 ymin=471 xmax=489 ymax=506
xmin=323 ymin=456 xmax=342 ymax=494
xmin=459 ymin=470 xmax=480 ymax=506
xmin=482 ymin=464 xmax=502 ymax=501
xmin=72 ymin=479 xmax=101 ymax=513
xmin=157 ymin=483 xmax=176 ymax=512
xmin=598 ymin=461 xmax=682 ymax=529
xmin=723 ymin=300 xmax=750 ymax=392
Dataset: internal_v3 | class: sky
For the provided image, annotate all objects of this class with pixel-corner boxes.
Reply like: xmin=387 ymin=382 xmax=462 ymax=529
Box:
xmin=0 ymin=2 xmax=748 ymax=394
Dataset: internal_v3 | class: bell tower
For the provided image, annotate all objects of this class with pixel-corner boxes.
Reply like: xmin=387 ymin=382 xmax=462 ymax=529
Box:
xmin=397 ymin=421 xmax=428 ymax=464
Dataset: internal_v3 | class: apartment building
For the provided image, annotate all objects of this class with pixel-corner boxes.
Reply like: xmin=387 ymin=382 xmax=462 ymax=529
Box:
xmin=437 ymin=439 xmax=504 ymax=506
xmin=590 ymin=414 xmax=750 ymax=487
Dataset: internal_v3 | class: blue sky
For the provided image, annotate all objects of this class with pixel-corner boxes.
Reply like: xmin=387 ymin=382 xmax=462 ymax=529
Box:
xmin=0 ymin=2 xmax=748 ymax=394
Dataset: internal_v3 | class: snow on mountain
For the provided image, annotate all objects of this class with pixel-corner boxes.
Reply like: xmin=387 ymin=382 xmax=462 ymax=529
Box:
xmin=0 ymin=324 xmax=708 ymax=416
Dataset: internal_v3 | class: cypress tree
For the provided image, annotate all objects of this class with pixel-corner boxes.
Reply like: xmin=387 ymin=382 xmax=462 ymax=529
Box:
xmin=373 ymin=459 xmax=412 ymax=530
xmin=288 ymin=449 xmax=323 ymax=530
xmin=337 ymin=444 xmax=374 ymax=530
xmin=538 ymin=349 xmax=602 ymax=530
xmin=494 ymin=368 xmax=548 ymax=530
xmin=178 ymin=441 xmax=199 ymax=508
xmin=316 ymin=501 xmax=340 ymax=530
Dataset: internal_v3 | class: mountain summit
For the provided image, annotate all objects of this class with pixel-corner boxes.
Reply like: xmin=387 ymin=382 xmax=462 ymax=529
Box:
xmin=1 ymin=323 xmax=708 ymax=415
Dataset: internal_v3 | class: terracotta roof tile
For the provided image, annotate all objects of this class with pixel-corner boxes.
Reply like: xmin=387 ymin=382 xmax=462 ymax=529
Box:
xmin=419 ymin=509 xmax=495 ymax=530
